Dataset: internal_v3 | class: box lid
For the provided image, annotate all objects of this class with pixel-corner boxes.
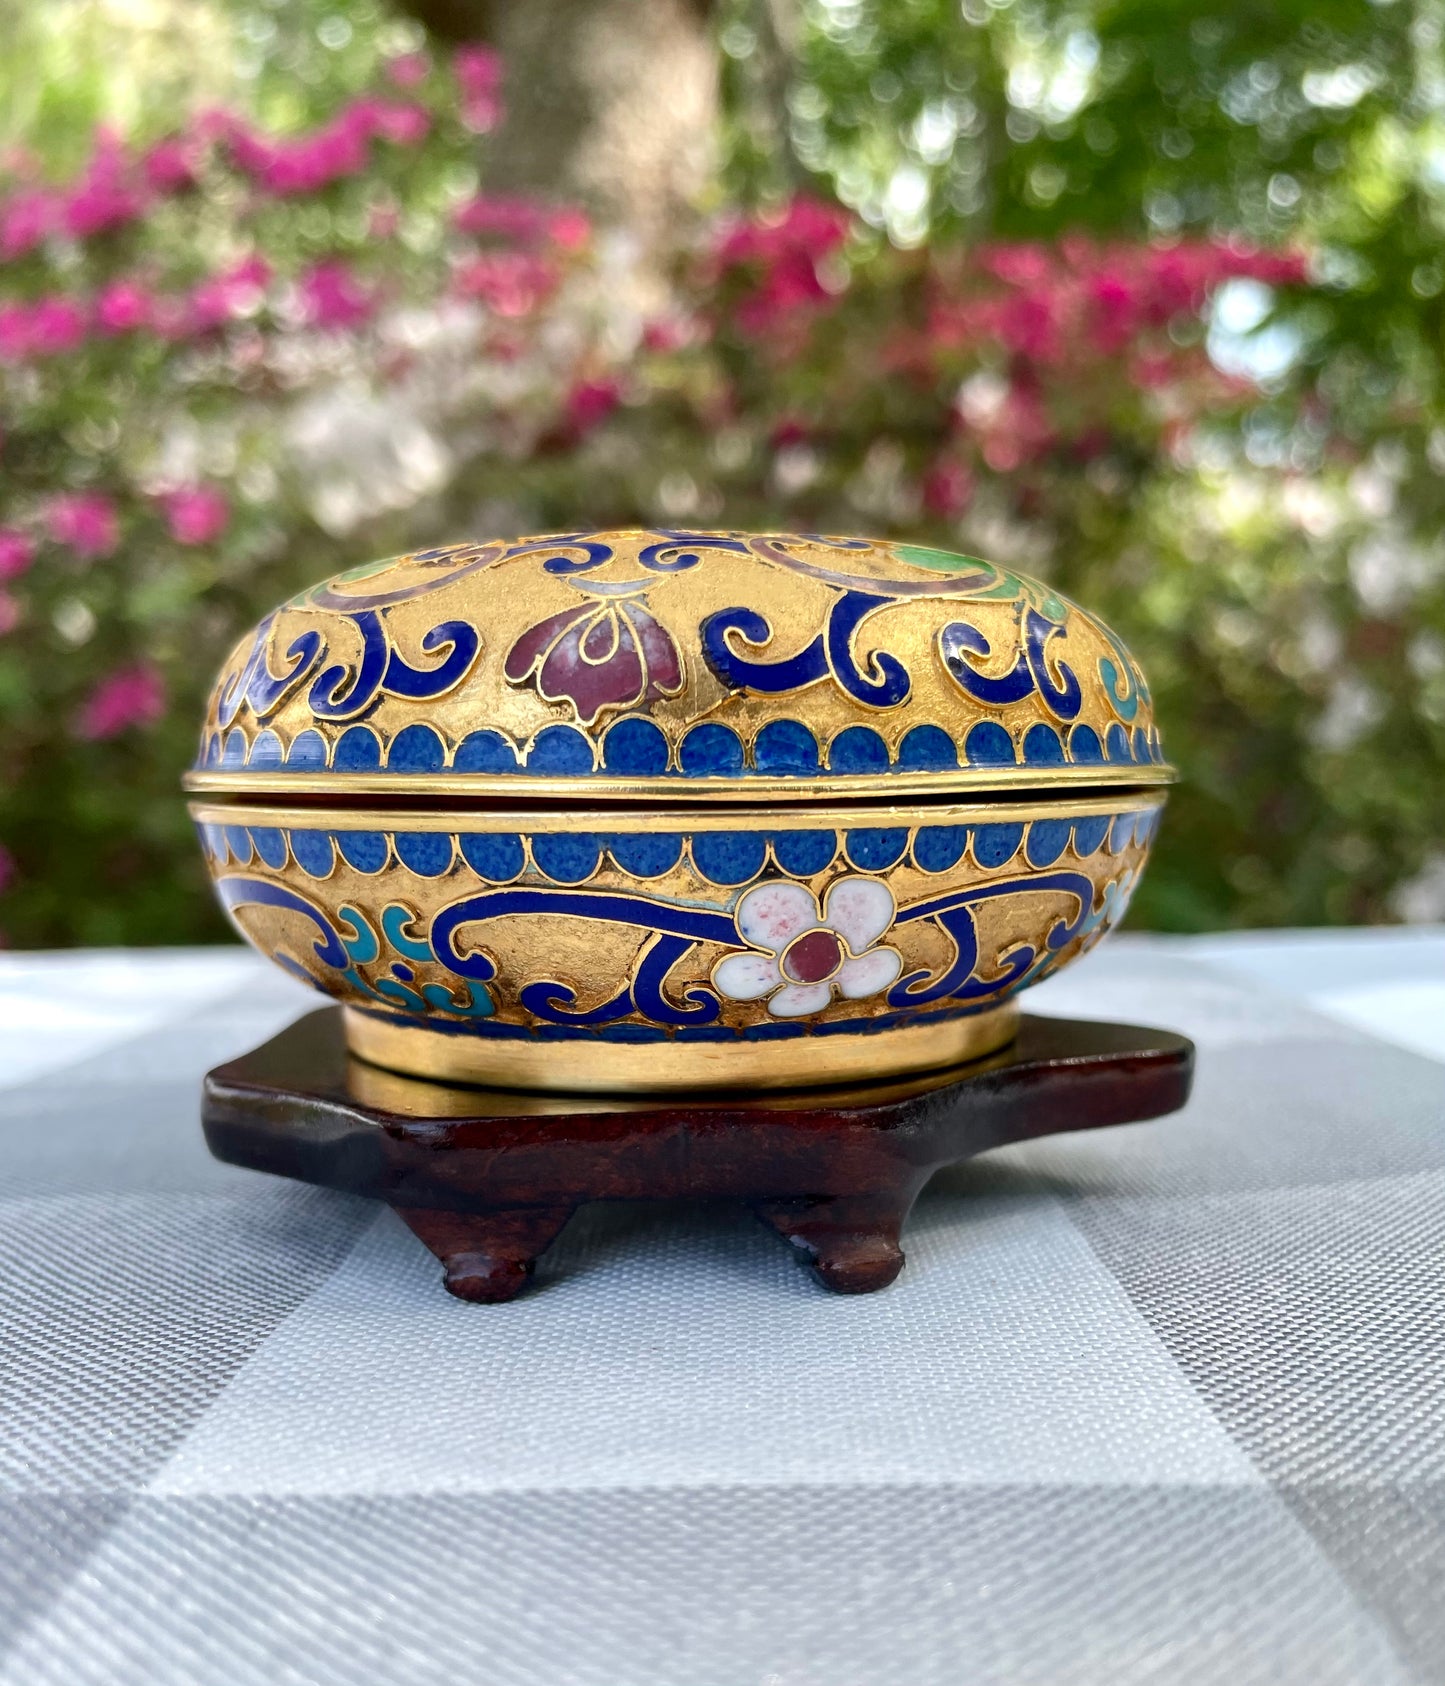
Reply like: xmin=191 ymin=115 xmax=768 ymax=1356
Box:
xmin=185 ymin=529 xmax=1173 ymax=803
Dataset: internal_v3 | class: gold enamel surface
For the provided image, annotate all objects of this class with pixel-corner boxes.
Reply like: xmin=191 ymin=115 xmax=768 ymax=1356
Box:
xmin=193 ymin=791 xmax=1162 ymax=1094
xmin=344 ymin=1001 xmax=1020 ymax=1094
xmin=197 ymin=530 xmax=1169 ymax=800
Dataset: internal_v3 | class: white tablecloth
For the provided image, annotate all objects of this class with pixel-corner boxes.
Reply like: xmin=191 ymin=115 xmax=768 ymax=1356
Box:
xmin=1 ymin=929 xmax=1442 ymax=1684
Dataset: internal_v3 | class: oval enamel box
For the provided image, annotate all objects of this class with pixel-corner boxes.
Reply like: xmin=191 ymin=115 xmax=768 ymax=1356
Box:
xmin=185 ymin=530 xmax=1173 ymax=1092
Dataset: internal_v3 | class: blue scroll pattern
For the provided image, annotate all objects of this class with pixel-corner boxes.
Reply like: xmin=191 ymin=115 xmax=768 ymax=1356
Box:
xmin=702 ymin=590 xmax=912 ymax=707
xmin=214 ymin=607 xmax=481 ymax=728
xmin=214 ymin=854 xmax=1139 ymax=1038
xmin=939 ymin=607 xmax=1083 ymax=721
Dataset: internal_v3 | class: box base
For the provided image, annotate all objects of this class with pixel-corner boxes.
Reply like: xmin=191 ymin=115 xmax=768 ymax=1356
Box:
xmin=341 ymin=1001 xmax=1021 ymax=1094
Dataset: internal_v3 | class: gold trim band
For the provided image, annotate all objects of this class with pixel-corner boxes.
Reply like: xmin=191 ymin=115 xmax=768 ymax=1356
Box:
xmin=183 ymin=763 xmax=1175 ymax=803
xmin=343 ymin=1001 xmax=1021 ymax=1095
xmin=189 ymin=790 xmax=1166 ymax=834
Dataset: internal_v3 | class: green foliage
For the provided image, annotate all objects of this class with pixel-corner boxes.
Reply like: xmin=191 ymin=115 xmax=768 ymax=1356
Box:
xmin=773 ymin=0 xmax=1445 ymax=926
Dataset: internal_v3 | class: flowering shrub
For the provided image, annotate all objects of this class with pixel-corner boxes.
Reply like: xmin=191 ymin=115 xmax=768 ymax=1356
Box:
xmin=0 ymin=13 xmax=1440 ymax=944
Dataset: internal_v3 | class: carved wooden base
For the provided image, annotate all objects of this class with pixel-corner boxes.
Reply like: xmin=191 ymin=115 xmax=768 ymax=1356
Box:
xmin=202 ymin=1008 xmax=1193 ymax=1301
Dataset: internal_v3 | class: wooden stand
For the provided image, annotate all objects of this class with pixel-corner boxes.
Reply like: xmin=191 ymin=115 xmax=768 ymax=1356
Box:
xmin=202 ymin=1008 xmax=1193 ymax=1302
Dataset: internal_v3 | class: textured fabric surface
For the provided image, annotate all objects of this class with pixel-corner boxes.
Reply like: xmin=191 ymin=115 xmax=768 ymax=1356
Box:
xmin=0 ymin=931 xmax=1441 ymax=1684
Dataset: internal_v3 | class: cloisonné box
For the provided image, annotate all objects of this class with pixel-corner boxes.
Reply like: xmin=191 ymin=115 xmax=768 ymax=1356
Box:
xmin=185 ymin=530 xmax=1172 ymax=1092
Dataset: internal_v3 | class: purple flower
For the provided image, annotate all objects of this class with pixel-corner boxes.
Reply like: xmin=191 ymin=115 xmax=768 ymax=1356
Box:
xmin=505 ymin=593 xmax=682 ymax=726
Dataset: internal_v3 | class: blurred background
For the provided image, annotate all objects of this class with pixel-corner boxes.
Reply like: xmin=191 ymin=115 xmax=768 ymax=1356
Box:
xmin=0 ymin=0 xmax=1442 ymax=947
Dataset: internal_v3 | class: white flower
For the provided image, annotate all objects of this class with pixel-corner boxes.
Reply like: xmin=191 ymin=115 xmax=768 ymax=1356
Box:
xmin=711 ymin=876 xmax=903 ymax=1019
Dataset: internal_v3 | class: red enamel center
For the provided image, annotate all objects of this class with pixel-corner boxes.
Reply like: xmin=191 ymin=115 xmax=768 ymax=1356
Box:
xmin=782 ymin=928 xmax=843 ymax=984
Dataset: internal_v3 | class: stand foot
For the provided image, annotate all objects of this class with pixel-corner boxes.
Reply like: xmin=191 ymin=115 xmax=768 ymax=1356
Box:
xmin=755 ymin=1192 xmax=915 ymax=1294
xmin=395 ymin=1205 xmax=575 ymax=1303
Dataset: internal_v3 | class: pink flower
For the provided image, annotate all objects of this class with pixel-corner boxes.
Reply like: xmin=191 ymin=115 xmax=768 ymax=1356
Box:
xmin=769 ymin=416 xmax=810 ymax=449
xmin=0 ymin=188 xmax=56 ymax=260
xmin=641 ymin=316 xmax=696 ymax=353
xmin=162 ymin=485 xmax=229 ymax=546
xmin=713 ymin=196 xmax=850 ymax=269
xmin=63 ymin=130 xmax=146 ymax=239
xmin=1246 ymin=247 xmax=1308 ymax=287
xmin=386 ymin=51 xmax=430 ymax=88
xmin=455 ymin=44 xmax=502 ymax=98
xmin=979 ymin=243 xmax=1054 ymax=288
xmin=0 ymin=528 xmax=35 ymax=581
xmin=0 ymin=305 xmax=32 ymax=363
xmin=1140 ymin=246 xmax=1210 ymax=320
xmin=220 ymin=117 xmax=277 ymax=178
xmin=262 ymin=131 xmax=359 ymax=195
xmin=95 ymin=279 xmax=155 ymax=334
xmin=0 ymin=297 xmax=86 ymax=363
xmin=452 ymin=251 xmax=557 ymax=316
xmin=224 ymin=92 xmax=430 ymax=195
xmin=993 ymin=288 xmax=1062 ymax=362
xmin=142 ymin=135 xmax=198 ymax=193
xmin=547 ymin=207 xmax=591 ymax=250
xmin=47 ymin=492 xmax=119 ymax=559
xmin=454 ymin=194 xmax=591 ymax=250
xmin=455 ymin=44 xmax=504 ymax=130
xmin=298 ymin=259 xmax=374 ymax=330
xmin=454 ymin=193 xmax=551 ymax=242
xmin=243 ymin=109 xmax=369 ymax=195
xmin=189 ymin=255 xmax=271 ymax=333
xmin=1089 ymin=271 xmax=1139 ymax=350
xmin=370 ymin=100 xmax=430 ymax=146
xmin=226 ymin=254 xmax=272 ymax=291
xmin=712 ymin=196 xmax=852 ymax=338
xmin=564 ymin=378 xmax=621 ymax=434
xmin=75 ymin=663 xmax=166 ymax=741
xmin=1130 ymin=350 xmax=1178 ymax=390
xmin=922 ymin=459 xmax=975 ymax=519
xmin=30 ymin=296 xmax=89 ymax=356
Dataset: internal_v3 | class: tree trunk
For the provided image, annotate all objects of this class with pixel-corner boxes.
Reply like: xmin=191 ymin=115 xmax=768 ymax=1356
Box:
xmin=399 ymin=0 xmax=720 ymax=251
